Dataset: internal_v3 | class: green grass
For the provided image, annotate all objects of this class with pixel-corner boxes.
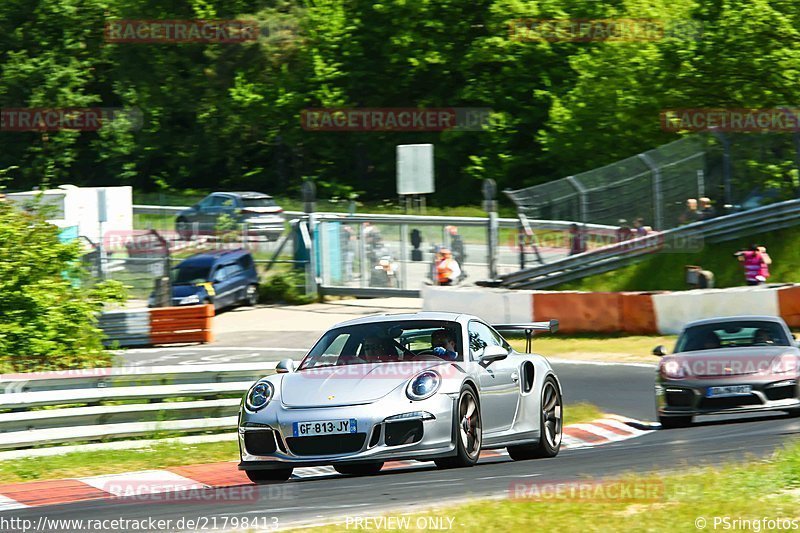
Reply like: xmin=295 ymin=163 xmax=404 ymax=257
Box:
xmin=0 ymin=402 xmax=602 ymax=484
xmin=563 ymin=402 xmax=604 ymax=426
xmin=0 ymin=439 xmax=239 ymax=484
xmin=508 ymin=334 xmax=675 ymax=364
xmin=557 ymin=226 xmax=800 ymax=292
xmin=301 ymin=439 xmax=800 ymax=532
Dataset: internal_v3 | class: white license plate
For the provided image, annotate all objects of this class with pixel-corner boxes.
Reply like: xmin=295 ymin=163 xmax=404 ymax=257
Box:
xmin=706 ymin=385 xmax=752 ymax=398
xmin=292 ymin=419 xmax=357 ymax=437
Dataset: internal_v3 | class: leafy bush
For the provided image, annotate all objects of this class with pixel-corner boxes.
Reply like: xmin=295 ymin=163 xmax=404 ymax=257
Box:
xmin=0 ymin=201 xmax=127 ymax=373
xmin=258 ymin=270 xmax=315 ymax=305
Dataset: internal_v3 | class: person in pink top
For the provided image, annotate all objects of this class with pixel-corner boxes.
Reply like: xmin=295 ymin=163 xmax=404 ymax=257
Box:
xmin=735 ymin=244 xmax=772 ymax=285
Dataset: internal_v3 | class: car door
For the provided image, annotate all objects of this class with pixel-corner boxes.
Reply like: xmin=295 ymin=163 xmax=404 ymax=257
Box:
xmin=210 ymin=263 xmax=237 ymax=309
xmin=467 ymin=320 xmax=520 ymax=434
xmin=199 ymin=194 xmax=232 ymax=233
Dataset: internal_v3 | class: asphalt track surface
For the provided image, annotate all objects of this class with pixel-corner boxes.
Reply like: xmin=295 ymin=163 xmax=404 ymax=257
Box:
xmin=4 ymin=346 xmax=800 ymax=532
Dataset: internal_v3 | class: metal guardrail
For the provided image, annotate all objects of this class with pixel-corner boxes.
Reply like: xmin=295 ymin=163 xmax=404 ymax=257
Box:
xmin=0 ymin=362 xmax=277 ymax=450
xmin=501 ymin=198 xmax=800 ymax=289
xmin=133 ymin=204 xmax=616 ymax=232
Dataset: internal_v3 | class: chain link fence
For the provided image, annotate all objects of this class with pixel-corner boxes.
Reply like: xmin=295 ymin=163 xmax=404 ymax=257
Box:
xmin=505 ymin=134 xmax=800 ymax=232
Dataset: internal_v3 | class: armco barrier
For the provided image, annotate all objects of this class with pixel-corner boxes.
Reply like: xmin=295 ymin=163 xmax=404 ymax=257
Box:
xmin=100 ymin=304 xmax=213 ymax=347
xmin=423 ymin=284 xmax=800 ymax=336
xmin=0 ymin=362 xmax=276 ymax=450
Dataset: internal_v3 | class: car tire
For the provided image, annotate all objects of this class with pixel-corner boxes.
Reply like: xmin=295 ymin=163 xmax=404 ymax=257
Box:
xmin=245 ymin=468 xmax=293 ymax=483
xmin=333 ymin=462 xmax=384 ymax=476
xmin=244 ymin=284 xmax=259 ymax=307
xmin=176 ymin=217 xmax=191 ymax=240
xmin=658 ymin=415 xmax=693 ymax=428
xmin=507 ymin=376 xmax=562 ymax=461
xmin=435 ymin=385 xmax=482 ymax=469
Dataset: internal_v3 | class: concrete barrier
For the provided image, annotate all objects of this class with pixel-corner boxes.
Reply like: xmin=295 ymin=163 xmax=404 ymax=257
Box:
xmin=651 ymin=286 xmax=780 ymax=334
xmin=422 ymin=286 xmax=534 ymax=323
xmin=422 ymin=284 xmax=800 ymax=335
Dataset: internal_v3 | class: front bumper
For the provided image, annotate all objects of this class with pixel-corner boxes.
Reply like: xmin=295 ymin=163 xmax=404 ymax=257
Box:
xmin=656 ymin=376 xmax=800 ymax=416
xmin=238 ymin=393 xmax=456 ymax=470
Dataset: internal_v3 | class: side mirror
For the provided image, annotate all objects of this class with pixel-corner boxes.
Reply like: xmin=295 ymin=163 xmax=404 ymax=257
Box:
xmin=276 ymin=358 xmax=296 ymax=373
xmin=652 ymin=345 xmax=667 ymax=357
xmin=479 ymin=345 xmax=509 ymax=366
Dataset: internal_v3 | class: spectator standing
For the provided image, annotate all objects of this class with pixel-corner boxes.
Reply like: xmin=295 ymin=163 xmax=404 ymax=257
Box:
xmin=698 ymin=197 xmax=717 ymax=220
xmin=633 ymin=217 xmax=648 ymax=237
xmin=446 ymin=225 xmax=467 ymax=280
xmin=735 ymin=244 xmax=772 ymax=285
xmin=679 ymin=198 xmax=700 ymax=224
xmin=568 ymin=223 xmax=587 ymax=255
xmin=436 ymin=248 xmax=461 ymax=286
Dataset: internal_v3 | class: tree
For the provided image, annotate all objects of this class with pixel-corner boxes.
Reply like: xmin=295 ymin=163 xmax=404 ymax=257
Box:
xmin=0 ymin=200 xmax=126 ymax=373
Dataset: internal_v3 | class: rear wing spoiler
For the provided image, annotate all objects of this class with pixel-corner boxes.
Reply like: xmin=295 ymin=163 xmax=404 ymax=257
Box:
xmin=492 ymin=320 xmax=559 ymax=353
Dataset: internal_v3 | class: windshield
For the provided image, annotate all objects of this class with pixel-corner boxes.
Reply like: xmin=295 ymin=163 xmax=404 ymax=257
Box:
xmin=674 ymin=320 xmax=791 ymax=353
xmin=242 ymin=197 xmax=277 ymax=208
xmin=298 ymin=320 xmax=462 ymax=370
xmin=171 ymin=264 xmax=210 ymax=285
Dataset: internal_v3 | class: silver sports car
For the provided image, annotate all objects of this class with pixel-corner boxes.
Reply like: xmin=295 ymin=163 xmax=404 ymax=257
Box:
xmin=238 ymin=312 xmax=562 ymax=482
xmin=654 ymin=315 xmax=800 ymax=428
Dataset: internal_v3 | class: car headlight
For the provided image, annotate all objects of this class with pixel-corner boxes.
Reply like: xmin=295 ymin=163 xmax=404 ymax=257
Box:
xmin=245 ymin=380 xmax=274 ymax=411
xmin=659 ymin=358 xmax=686 ymax=380
xmin=769 ymin=353 xmax=799 ymax=374
xmin=406 ymin=370 xmax=441 ymax=401
xmin=179 ymin=294 xmax=201 ymax=305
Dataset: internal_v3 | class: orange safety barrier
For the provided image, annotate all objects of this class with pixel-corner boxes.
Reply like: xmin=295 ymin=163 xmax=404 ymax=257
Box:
xmin=619 ymin=292 xmax=660 ymax=334
xmin=533 ymin=292 xmax=622 ymax=333
xmin=149 ymin=304 xmax=214 ymax=345
xmin=777 ymin=285 xmax=800 ymax=328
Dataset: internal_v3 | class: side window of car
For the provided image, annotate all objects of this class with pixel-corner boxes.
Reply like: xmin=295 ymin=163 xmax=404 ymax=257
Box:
xmin=468 ymin=321 xmax=504 ymax=360
xmin=210 ymin=195 xmax=230 ymax=208
xmin=212 ymin=267 xmax=227 ymax=283
xmin=197 ymin=196 xmax=215 ymax=210
xmin=226 ymin=263 xmax=243 ymax=279
xmin=487 ymin=325 xmax=511 ymax=351
xmin=220 ymin=196 xmax=235 ymax=210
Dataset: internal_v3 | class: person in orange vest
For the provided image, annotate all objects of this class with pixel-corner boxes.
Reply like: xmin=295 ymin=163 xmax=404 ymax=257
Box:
xmin=436 ymin=248 xmax=461 ymax=286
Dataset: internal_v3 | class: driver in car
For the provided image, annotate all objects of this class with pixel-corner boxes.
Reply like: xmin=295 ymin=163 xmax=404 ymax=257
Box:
xmin=361 ymin=336 xmax=398 ymax=362
xmin=431 ymin=330 xmax=459 ymax=361
xmin=753 ymin=328 xmax=774 ymax=345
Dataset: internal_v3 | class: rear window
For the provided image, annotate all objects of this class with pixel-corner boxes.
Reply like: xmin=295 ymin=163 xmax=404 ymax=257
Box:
xmin=242 ymin=197 xmax=276 ymax=208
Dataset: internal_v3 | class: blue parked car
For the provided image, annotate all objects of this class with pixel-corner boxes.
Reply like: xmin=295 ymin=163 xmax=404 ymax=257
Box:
xmin=155 ymin=249 xmax=260 ymax=311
